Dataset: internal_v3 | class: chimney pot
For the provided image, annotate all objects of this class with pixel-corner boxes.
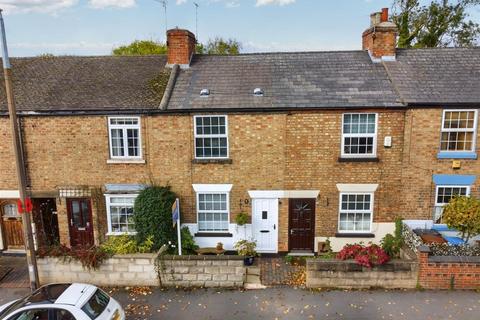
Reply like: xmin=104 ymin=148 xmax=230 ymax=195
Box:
xmin=381 ymin=8 xmax=389 ymax=22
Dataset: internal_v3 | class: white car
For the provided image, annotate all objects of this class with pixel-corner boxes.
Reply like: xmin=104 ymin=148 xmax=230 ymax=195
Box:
xmin=0 ymin=283 xmax=125 ymax=320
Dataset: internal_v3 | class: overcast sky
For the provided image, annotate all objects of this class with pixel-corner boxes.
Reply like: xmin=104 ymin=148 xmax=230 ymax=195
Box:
xmin=1 ymin=0 xmax=479 ymax=57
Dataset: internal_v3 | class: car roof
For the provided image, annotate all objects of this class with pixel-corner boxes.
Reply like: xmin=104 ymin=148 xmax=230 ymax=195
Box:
xmin=55 ymin=283 xmax=97 ymax=307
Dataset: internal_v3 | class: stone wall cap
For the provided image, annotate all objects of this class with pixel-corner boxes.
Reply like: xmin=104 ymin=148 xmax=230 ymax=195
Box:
xmin=162 ymin=255 xmax=244 ymax=261
xmin=418 ymin=245 xmax=431 ymax=253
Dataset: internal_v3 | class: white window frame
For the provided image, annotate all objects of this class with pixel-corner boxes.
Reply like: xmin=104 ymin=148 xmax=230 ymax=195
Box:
xmin=440 ymin=109 xmax=478 ymax=153
xmin=105 ymin=194 xmax=138 ymax=235
xmin=193 ymin=184 xmax=232 ymax=233
xmin=341 ymin=113 xmax=378 ymax=158
xmin=108 ymin=116 xmax=143 ymax=160
xmin=193 ymin=115 xmax=229 ymax=159
xmin=338 ymin=192 xmax=374 ymax=233
xmin=434 ymin=185 xmax=471 ymax=223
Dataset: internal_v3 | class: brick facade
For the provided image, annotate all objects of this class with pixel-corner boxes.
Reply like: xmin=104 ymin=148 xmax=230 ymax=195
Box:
xmin=400 ymin=109 xmax=480 ymax=220
xmin=1 ymin=106 xmax=479 ymax=252
xmin=1 ymin=109 xmax=407 ymax=250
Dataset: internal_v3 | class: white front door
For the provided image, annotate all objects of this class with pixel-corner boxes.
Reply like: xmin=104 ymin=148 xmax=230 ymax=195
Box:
xmin=252 ymin=198 xmax=278 ymax=253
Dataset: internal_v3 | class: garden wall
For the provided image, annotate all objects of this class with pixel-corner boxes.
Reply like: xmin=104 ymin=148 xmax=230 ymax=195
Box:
xmin=418 ymin=246 xmax=480 ymax=289
xmin=306 ymin=259 xmax=418 ymax=289
xmin=37 ymin=254 xmax=245 ymax=288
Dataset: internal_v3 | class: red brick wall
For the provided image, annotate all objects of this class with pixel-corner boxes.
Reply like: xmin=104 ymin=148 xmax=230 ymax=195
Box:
xmin=418 ymin=251 xmax=480 ymax=289
xmin=167 ymin=29 xmax=196 ymax=66
xmin=362 ymin=27 xmax=397 ymax=58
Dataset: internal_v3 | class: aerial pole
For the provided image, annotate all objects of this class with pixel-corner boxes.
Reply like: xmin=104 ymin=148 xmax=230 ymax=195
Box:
xmin=194 ymin=2 xmax=199 ymax=41
xmin=154 ymin=0 xmax=168 ymax=38
xmin=0 ymin=9 xmax=39 ymax=291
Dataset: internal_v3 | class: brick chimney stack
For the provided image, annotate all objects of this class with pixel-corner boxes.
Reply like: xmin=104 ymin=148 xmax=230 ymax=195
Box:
xmin=167 ymin=28 xmax=196 ymax=68
xmin=362 ymin=8 xmax=398 ymax=62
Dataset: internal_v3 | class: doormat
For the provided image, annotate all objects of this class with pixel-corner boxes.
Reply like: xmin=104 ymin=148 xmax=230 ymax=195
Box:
xmin=0 ymin=266 xmax=13 ymax=282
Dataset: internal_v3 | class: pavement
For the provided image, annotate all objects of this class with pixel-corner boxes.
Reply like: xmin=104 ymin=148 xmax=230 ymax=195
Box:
xmin=0 ymin=255 xmax=29 ymax=288
xmin=1 ymin=286 xmax=480 ymax=320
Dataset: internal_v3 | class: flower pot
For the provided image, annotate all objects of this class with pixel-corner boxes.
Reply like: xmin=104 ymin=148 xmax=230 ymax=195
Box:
xmin=244 ymin=256 xmax=254 ymax=266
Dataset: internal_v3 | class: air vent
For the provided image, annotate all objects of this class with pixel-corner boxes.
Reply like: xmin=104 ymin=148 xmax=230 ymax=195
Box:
xmin=253 ymin=88 xmax=264 ymax=96
xmin=200 ymin=89 xmax=210 ymax=97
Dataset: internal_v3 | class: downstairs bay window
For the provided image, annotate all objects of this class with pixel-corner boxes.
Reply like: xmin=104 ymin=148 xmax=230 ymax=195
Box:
xmin=105 ymin=195 xmax=137 ymax=235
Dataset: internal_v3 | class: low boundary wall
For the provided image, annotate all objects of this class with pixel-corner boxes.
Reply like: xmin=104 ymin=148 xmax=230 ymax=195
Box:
xmin=37 ymin=254 xmax=245 ymax=288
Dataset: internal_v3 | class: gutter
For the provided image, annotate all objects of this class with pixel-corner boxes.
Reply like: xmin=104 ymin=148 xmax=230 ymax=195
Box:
xmin=0 ymin=104 xmax=407 ymax=117
xmin=159 ymin=64 xmax=179 ymax=110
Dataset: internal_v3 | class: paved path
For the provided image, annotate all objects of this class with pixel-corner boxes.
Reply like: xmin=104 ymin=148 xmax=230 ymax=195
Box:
xmin=0 ymin=255 xmax=29 ymax=288
xmin=1 ymin=287 xmax=479 ymax=320
xmin=259 ymin=257 xmax=305 ymax=286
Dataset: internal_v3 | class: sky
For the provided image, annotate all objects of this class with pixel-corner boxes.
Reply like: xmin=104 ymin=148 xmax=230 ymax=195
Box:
xmin=1 ymin=0 xmax=479 ymax=57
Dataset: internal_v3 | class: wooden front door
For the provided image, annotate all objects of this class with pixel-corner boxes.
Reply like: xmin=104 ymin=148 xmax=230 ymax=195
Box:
xmin=288 ymin=198 xmax=315 ymax=251
xmin=1 ymin=202 xmax=25 ymax=249
xmin=67 ymin=198 xmax=94 ymax=248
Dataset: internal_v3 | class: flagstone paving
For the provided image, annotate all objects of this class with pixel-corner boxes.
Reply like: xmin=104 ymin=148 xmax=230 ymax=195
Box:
xmin=259 ymin=256 xmax=306 ymax=286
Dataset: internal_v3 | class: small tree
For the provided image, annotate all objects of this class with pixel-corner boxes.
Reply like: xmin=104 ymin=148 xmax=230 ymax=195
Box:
xmin=113 ymin=40 xmax=167 ymax=56
xmin=442 ymin=195 xmax=480 ymax=242
xmin=133 ymin=186 xmax=177 ymax=251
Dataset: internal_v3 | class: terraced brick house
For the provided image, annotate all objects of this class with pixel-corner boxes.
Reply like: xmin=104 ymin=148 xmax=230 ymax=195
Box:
xmin=0 ymin=9 xmax=478 ymax=253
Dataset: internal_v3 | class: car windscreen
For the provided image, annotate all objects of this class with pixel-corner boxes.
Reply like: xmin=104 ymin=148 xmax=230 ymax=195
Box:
xmin=81 ymin=289 xmax=110 ymax=319
xmin=0 ymin=284 xmax=70 ymax=318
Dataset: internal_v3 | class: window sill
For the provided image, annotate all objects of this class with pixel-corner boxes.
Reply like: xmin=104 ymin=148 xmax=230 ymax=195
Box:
xmin=437 ymin=152 xmax=477 ymax=160
xmin=192 ymin=159 xmax=233 ymax=164
xmin=335 ymin=232 xmax=375 ymax=238
xmin=194 ymin=232 xmax=233 ymax=237
xmin=338 ymin=157 xmax=379 ymax=163
xmin=107 ymin=159 xmax=146 ymax=164
xmin=106 ymin=232 xmax=137 ymax=236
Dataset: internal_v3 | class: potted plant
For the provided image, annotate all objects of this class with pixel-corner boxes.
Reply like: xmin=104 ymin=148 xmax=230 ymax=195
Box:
xmin=234 ymin=239 xmax=257 ymax=266
xmin=216 ymin=242 xmax=224 ymax=252
xmin=235 ymin=212 xmax=249 ymax=238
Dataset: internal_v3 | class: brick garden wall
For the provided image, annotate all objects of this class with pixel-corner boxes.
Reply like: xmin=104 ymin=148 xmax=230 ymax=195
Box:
xmin=417 ymin=247 xmax=480 ymax=289
xmin=37 ymin=254 xmax=245 ymax=288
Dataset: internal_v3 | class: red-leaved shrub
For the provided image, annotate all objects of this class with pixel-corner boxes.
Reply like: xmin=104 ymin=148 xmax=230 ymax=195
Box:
xmin=336 ymin=243 xmax=390 ymax=268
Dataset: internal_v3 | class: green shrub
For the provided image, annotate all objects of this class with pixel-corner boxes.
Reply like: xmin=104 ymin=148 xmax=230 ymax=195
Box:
xmin=180 ymin=227 xmax=198 ymax=254
xmin=134 ymin=186 xmax=177 ymax=251
xmin=101 ymin=234 xmax=155 ymax=255
xmin=381 ymin=217 xmax=404 ymax=258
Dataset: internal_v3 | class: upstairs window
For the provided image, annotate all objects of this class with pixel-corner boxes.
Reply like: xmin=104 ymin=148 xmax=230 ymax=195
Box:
xmin=434 ymin=186 xmax=470 ymax=223
xmin=108 ymin=117 xmax=142 ymax=159
xmin=342 ymin=113 xmax=377 ymax=157
xmin=194 ymin=115 xmax=228 ymax=159
xmin=440 ymin=110 xmax=477 ymax=152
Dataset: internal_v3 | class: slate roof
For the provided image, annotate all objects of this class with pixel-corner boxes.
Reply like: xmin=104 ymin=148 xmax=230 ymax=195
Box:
xmin=167 ymin=51 xmax=404 ymax=111
xmin=384 ymin=48 xmax=480 ymax=105
xmin=0 ymin=48 xmax=479 ymax=114
xmin=0 ymin=55 xmax=169 ymax=113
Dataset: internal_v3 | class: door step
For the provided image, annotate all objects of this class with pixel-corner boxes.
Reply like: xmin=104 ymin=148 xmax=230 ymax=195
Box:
xmin=244 ymin=266 xmax=266 ymax=290
xmin=288 ymin=250 xmax=314 ymax=256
